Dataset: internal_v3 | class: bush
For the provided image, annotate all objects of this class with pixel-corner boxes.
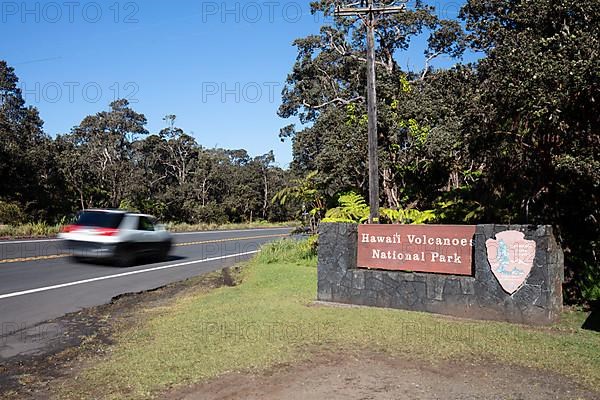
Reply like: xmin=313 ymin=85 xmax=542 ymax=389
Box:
xmin=255 ymin=236 xmax=317 ymax=265
xmin=142 ymin=200 xmax=168 ymax=220
xmin=119 ymin=199 xmax=140 ymax=212
xmin=183 ymin=202 xmax=229 ymax=225
xmin=0 ymin=201 xmax=26 ymax=225
xmin=0 ymin=222 xmax=60 ymax=238
xmin=574 ymin=247 xmax=600 ymax=304
xmin=582 ymin=277 xmax=600 ymax=303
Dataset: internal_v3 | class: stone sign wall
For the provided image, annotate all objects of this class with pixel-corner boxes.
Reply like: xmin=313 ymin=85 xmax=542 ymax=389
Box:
xmin=317 ymin=223 xmax=564 ymax=325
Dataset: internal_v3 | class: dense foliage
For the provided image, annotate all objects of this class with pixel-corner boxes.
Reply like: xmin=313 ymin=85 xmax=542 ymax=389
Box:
xmin=0 ymin=61 xmax=292 ymax=225
xmin=278 ymin=0 xmax=599 ymax=303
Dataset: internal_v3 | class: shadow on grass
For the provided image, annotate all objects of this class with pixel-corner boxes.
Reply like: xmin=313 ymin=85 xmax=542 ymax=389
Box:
xmin=582 ymin=301 xmax=600 ymax=332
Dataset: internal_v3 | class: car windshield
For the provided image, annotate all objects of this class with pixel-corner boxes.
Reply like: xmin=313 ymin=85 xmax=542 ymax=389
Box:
xmin=74 ymin=211 xmax=125 ymax=228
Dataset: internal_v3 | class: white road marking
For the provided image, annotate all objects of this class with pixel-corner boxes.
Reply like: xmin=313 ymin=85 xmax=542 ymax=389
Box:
xmin=0 ymin=250 xmax=259 ymax=300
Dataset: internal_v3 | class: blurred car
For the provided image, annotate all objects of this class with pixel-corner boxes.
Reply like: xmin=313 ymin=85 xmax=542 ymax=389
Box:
xmin=58 ymin=209 xmax=172 ymax=266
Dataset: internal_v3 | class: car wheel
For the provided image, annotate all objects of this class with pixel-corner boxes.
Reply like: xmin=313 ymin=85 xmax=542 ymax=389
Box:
xmin=70 ymin=255 xmax=85 ymax=263
xmin=158 ymin=241 xmax=171 ymax=262
xmin=114 ymin=244 xmax=136 ymax=268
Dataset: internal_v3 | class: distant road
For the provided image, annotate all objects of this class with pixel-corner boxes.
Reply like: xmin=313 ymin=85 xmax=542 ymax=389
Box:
xmin=0 ymin=228 xmax=291 ymax=358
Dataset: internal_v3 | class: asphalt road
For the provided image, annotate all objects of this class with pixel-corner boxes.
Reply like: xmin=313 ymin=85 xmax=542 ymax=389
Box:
xmin=0 ymin=228 xmax=291 ymax=358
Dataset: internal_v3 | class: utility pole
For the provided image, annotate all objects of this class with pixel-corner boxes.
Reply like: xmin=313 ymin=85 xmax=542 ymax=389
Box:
xmin=335 ymin=1 xmax=406 ymax=224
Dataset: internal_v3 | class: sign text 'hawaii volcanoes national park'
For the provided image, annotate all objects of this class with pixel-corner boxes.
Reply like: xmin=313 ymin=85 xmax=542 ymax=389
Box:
xmin=357 ymin=225 xmax=477 ymax=275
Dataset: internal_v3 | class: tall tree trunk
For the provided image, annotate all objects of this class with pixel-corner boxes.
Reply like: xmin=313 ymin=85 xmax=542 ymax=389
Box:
xmin=79 ymin=191 xmax=85 ymax=210
xmin=262 ymin=170 xmax=269 ymax=220
xmin=382 ymin=167 xmax=400 ymax=209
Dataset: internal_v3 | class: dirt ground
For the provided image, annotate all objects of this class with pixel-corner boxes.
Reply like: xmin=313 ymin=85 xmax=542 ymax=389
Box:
xmin=167 ymin=352 xmax=599 ymax=400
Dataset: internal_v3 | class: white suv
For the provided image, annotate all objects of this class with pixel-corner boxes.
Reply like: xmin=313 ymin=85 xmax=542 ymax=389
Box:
xmin=59 ymin=209 xmax=173 ymax=267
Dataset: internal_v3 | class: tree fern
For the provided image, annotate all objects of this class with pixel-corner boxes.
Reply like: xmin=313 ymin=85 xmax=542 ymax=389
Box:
xmin=323 ymin=192 xmax=369 ymax=223
xmin=323 ymin=192 xmax=437 ymax=224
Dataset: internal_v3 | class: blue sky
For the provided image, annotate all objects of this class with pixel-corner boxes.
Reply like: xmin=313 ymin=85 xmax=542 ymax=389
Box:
xmin=1 ymin=1 xmax=467 ymax=167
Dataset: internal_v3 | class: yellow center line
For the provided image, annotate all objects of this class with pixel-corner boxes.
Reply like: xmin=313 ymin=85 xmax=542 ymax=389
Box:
xmin=0 ymin=234 xmax=289 ymax=264
xmin=0 ymin=254 xmax=70 ymax=264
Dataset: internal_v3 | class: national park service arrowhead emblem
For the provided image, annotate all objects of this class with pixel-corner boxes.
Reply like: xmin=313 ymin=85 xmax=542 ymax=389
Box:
xmin=486 ymin=231 xmax=536 ymax=294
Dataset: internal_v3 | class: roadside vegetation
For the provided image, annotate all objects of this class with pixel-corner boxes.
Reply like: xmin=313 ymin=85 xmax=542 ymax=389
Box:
xmin=0 ymin=221 xmax=297 ymax=240
xmin=164 ymin=220 xmax=297 ymax=233
xmin=0 ymin=222 xmax=62 ymax=239
xmin=56 ymin=238 xmax=600 ymax=399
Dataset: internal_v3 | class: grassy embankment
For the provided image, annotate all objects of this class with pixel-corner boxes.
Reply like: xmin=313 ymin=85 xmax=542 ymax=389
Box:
xmin=57 ymin=238 xmax=599 ymax=399
xmin=0 ymin=221 xmax=297 ymax=239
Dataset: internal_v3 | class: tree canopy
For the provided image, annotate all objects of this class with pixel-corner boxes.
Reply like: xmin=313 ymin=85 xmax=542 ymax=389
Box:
xmin=278 ymin=0 xmax=599 ymax=303
xmin=0 ymin=61 xmax=292 ymax=225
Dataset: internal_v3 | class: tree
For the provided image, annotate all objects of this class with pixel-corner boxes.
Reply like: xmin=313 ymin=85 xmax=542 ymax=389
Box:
xmin=273 ymin=171 xmax=326 ymax=232
xmin=459 ymin=0 xmax=600 ymax=301
xmin=0 ymin=60 xmax=296 ymax=226
xmin=158 ymin=115 xmax=198 ymax=187
xmin=69 ymin=99 xmax=148 ymax=208
xmin=0 ymin=60 xmax=51 ymax=218
xmin=55 ymin=133 xmax=97 ymax=211
xmin=278 ymin=1 xmax=464 ymax=209
xmin=252 ymin=151 xmax=276 ymax=220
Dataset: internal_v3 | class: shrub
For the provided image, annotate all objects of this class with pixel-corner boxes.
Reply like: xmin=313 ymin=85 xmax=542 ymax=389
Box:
xmin=255 ymin=236 xmax=317 ymax=265
xmin=0 ymin=201 xmax=26 ymax=225
xmin=118 ymin=199 xmax=140 ymax=212
xmin=0 ymin=222 xmax=60 ymax=238
xmin=184 ymin=202 xmax=229 ymax=225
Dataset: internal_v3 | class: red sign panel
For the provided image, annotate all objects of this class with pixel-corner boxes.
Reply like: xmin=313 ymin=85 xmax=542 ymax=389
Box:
xmin=357 ymin=224 xmax=477 ymax=276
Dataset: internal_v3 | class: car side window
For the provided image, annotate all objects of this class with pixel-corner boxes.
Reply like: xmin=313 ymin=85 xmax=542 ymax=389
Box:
xmin=137 ymin=217 xmax=155 ymax=231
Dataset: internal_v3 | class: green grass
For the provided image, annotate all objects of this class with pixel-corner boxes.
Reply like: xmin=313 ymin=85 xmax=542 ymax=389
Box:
xmin=57 ymin=239 xmax=600 ymax=399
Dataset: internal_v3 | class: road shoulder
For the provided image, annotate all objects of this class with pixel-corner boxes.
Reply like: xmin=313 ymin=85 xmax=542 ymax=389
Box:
xmin=0 ymin=268 xmax=239 ymax=399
